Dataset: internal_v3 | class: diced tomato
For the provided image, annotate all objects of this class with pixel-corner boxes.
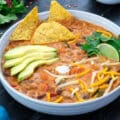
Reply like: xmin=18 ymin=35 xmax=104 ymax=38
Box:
xmin=50 ymin=93 xmax=56 ymax=97
xmin=11 ymin=84 xmax=17 ymax=88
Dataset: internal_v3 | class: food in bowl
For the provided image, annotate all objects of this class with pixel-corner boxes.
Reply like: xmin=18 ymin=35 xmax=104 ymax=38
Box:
xmin=2 ymin=0 xmax=120 ymax=104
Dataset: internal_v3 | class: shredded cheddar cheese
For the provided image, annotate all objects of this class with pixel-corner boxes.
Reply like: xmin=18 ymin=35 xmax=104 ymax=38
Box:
xmin=99 ymin=84 xmax=108 ymax=89
xmin=93 ymin=68 xmax=119 ymax=88
xmin=103 ymin=71 xmax=120 ymax=76
xmin=102 ymin=67 xmax=108 ymax=72
xmin=46 ymin=92 xmax=51 ymax=102
xmin=78 ymin=79 xmax=95 ymax=93
xmin=75 ymin=92 xmax=84 ymax=102
xmin=53 ymin=96 xmax=63 ymax=103
xmin=97 ymin=67 xmax=108 ymax=81
xmin=75 ymin=69 xmax=90 ymax=78
xmin=97 ymin=72 xmax=102 ymax=81
xmin=79 ymin=79 xmax=88 ymax=92
xmin=111 ymin=73 xmax=115 ymax=79
xmin=91 ymin=75 xmax=110 ymax=87
xmin=71 ymin=63 xmax=85 ymax=68
xmin=87 ymin=88 xmax=96 ymax=93
xmin=96 ymin=29 xmax=112 ymax=38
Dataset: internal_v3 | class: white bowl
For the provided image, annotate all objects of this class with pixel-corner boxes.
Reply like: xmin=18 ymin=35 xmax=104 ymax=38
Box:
xmin=96 ymin=0 xmax=120 ymax=4
xmin=0 ymin=10 xmax=120 ymax=115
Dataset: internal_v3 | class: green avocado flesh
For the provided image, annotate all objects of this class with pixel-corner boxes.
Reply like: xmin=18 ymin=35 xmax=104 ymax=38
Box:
xmin=10 ymin=52 xmax=57 ymax=76
xmin=3 ymin=45 xmax=59 ymax=81
xmin=4 ymin=52 xmax=57 ymax=68
xmin=4 ymin=45 xmax=57 ymax=59
xmin=18 ymin=58 xmax=59 ymax=81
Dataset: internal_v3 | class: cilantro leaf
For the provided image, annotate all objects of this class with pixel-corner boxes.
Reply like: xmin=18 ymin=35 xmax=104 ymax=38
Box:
xmin=0 ymin=0 xmax=26 ymax=24
xmin=81 ymin=32 xmax=120 ymax=57
xmin=0 ymin=0 xmax=6 ymax=4
xmin=107 ymin=35 xmax=120 ymax=52
xmin=81 ymin=32 xmax=102 ymax=57
xmin=86 ymin=35 xmax=100 ymax=47
xmin=81 ymin=41 xmax=99 ymax=57
xmin=0 ymin=14 xmax=17 ymax=24
xmin=11 ymin=0 xmax=26 ymax=14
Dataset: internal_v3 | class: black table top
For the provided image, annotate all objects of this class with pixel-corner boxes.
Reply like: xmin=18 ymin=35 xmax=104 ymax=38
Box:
xmin=0 ymin=0 xmax=120 ymax=120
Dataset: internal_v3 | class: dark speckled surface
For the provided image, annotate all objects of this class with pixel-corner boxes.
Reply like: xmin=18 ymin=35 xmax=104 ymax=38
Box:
xmin=0 ymin=0 xmax=120 ymax=120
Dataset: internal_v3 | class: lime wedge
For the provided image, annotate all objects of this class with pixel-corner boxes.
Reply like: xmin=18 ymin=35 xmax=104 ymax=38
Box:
xmin=97 ymin=43 xmax=119 ymax=61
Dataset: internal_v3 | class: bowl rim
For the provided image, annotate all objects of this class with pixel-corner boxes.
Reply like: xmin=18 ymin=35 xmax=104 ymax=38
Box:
xmin=0 ymin=10 xmax=120 ymax=107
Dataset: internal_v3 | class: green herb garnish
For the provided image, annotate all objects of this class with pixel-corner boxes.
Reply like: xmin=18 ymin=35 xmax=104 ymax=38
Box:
xmin=81 ymin=32 xmax=120 ymax=57
xmin=0 ymin=0 xmax=26 ymax=24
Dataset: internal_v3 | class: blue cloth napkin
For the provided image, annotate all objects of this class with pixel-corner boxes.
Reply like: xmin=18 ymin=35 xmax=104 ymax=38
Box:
xmin=0 ymin=106 xmax=10 ymax=120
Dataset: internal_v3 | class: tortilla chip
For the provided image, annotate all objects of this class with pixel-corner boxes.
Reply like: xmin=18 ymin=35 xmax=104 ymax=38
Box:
xmin=48 ymin=0 xmax=73 ymax=22
xmin=10 ymin=6 xmax=40 ymax=41
xmin=31 ymin=21 xmax=75 ymax=44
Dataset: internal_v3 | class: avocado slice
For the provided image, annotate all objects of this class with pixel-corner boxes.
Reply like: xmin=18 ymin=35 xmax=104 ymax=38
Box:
xmin=18 ymin=58 xmax=59 ymax=81
xmin=10 ymin=52 xmax=57 ymax=76
xmin=4 ymin=52 xmax=57 ymax=68
xmin=4 ymin=45 xmax=57 ymax=59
